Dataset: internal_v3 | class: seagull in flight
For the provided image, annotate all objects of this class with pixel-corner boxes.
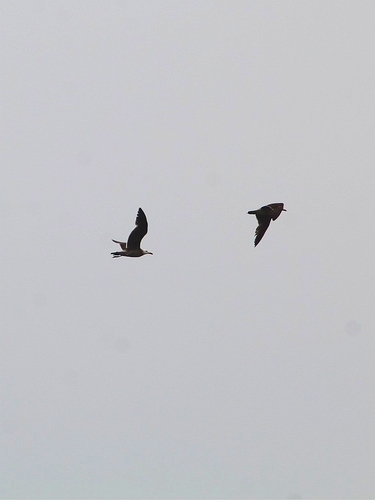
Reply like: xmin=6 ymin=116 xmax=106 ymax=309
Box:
xmin=111 ymin=208 xmax=153 ymax=258
xmin=247 ymin=203 xmax=286 ymax=247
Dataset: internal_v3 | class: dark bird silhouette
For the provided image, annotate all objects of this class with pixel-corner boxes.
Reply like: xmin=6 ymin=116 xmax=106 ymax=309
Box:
xmin=247 ymin=203 xmax=286 ymax=247
xmin=111 ymin=208 xmax=153 ymax=258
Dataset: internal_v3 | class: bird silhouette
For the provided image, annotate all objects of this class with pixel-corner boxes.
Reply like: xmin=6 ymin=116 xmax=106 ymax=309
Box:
xmin=247 ymin=203 xmax=286 ymax=247
xmin=111 ymin=208 xmax=153 ymax=257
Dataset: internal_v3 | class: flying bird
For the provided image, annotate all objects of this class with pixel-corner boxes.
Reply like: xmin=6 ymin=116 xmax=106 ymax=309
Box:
xmin=111 ymin=208 xmax=153 ymax=258
xmin=247 ymin=203 xmax=286 ymax=247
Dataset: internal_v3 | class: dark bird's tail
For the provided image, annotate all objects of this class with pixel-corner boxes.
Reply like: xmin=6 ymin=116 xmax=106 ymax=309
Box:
xmin=111 ymin=252 xmax=123 ymax=258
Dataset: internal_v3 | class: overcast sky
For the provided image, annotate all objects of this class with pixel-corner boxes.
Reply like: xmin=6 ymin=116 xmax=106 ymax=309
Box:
xmin=1 ymin=1 xmax=374 ymax=499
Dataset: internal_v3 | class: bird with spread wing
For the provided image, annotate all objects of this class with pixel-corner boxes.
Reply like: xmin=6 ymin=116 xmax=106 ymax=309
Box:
xmin=111 ymin=208 xmax=153 ymax=258
xmin=247 ymin=203 xmax=286 ymax=247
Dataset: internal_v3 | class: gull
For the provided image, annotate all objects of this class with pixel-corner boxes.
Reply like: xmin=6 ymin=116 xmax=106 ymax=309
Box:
xmin=247 ymin=203 xmax=286 ymax=247
xmin=111 ymin=208 xmax=153 ymax=258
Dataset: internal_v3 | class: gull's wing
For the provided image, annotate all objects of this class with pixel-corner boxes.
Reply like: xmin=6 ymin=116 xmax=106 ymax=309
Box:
xmin=112 ymin=239 xmax=127 ymax=250
xmin=254 ymin=214 xmax=272 ymax=247
xmin=127 ymin=208 xmax=148 ymax=250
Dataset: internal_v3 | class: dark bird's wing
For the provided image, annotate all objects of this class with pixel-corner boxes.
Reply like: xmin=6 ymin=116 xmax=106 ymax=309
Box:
xmin=254 ymin=213 xmax=272 ymax=247
xmin=112 ymin=239 xmax=127 ymax=250
xmin=127 ymin=208 xmax=148 ymax=250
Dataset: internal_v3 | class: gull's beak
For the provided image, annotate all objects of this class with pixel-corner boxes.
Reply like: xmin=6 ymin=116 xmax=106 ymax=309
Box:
xmin=282 ymin=208 xmax=287 ymax=211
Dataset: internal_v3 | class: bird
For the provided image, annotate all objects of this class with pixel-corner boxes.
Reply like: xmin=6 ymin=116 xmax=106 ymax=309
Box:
xmin=247 ymin=203 xmax=286 ymax=247
xmin=111 ymin=208 xmax=153 ymax=258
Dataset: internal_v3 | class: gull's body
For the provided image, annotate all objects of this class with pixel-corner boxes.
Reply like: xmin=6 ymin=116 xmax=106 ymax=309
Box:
xmin=247 ymin=203 xmax=286 ymax=247
xmin=111 ymin=208 xmax=153 ymax=258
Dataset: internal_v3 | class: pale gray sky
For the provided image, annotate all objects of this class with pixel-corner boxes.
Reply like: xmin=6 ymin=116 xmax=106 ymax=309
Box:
xmin=1 ymin=1 xmax=374 ymax=498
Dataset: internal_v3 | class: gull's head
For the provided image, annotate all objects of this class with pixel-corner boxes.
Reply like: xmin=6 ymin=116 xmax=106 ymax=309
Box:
xmin=143 ymin=250 xmax=153 ymax=255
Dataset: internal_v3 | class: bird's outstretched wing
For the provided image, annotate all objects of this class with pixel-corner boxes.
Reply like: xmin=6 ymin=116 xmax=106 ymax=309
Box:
xmin=254 ymin=214 xmax=271 ymax=247
xmin=112 ymin=239 xmax=127 ymax=250
xmin=127 ymin=208 xmax=148 ymax=250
